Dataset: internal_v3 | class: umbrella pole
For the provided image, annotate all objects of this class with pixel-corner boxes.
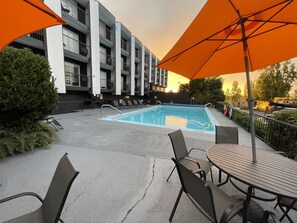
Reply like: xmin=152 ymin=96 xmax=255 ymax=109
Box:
xmin=240 ymin=19 xmax=257 ymax=163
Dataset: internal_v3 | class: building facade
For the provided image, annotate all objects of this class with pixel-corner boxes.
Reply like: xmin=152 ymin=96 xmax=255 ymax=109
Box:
xmin=10 ymin=0 xmax=167 ymax=112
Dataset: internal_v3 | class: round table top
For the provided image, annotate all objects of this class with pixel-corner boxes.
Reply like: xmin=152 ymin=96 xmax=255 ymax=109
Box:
xmin=206 ymin=144 xmax=297 ymax=199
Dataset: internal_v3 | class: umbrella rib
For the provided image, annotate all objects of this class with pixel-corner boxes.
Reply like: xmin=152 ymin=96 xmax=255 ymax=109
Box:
xmin=23 ymin=0 xmax=63 ymax=21
xmin=246 ymin=0 xmax=293 ymax=39
xmin=158 ymin=21 xmax=239 ymax=66
xmin=190 ymin=23 xmax=240 ymax=79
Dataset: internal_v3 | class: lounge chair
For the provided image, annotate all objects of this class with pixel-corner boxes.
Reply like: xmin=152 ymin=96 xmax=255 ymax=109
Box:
xmin=0 ymin=153 xmax=79 ymax=223
xmin=138 ymin=100 xmax=146 ymax=106
xmin=167 ymin=129 xmax=213 ymax=182
xmin=169 ymin=158 xmax=244 ymax=222
xmin=113 ymin=100 xmax=121 ymax=108
xmin=132 ymin=100 xmax=141 ymax=107
xmin=215 ymin=126 xmax=238 ymax=183
xmin=127 ymin=100 xmax=134 ymax=108
xmin=44 ymin=116 xmax=63 ymax=131
xmin=121 ymin=100 xmax=128 ymax=109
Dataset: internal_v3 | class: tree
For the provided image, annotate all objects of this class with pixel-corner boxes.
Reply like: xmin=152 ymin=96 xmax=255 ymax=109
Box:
xmin=0 ymin=47 xmax=58 ymax=130
xmin=178 ymin=83 xmax=189 ymax=92
xmin=189 ymin=77 xmax=225 ymax=104
xmin=225 ymin=88 xmax=232 ymax=105
xmin=256 ymin=61 xmax=297 ymax=101
xmin=231 ymin=81 xmax=242 ymax=106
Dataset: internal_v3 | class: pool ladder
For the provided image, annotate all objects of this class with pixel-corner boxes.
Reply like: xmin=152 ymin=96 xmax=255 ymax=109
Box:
xmin=100 ymin=104 xmax=122 ymax=117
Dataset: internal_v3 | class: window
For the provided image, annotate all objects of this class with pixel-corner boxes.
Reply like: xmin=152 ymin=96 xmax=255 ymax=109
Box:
xmin=100 ymin=46 xmax=107 ymax=64
xmin=63 ymin=28 xmax=79 ymax=54
xmin=65 ymin=62 xmax=80 ymax=86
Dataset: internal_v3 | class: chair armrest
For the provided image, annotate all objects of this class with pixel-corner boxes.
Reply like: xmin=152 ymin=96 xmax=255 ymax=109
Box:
xmin=0 ymin=192 xmax=43 ymax=204
xmin=188 ymin=147 xmax=206 ymax=154
xmin=183 ymin=157 xmax=201 ymax=169
xmin=192 ymin=168 xmax=207 ymax=180
xmin=262 ymin=211 xmax=281 ymax=223
xmin=221 ymin=198 xmax=244 ymax=222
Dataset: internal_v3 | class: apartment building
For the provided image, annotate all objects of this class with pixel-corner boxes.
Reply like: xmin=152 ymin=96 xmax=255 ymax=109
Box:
xmin=10 ymin=0 xmax=167 ymax=112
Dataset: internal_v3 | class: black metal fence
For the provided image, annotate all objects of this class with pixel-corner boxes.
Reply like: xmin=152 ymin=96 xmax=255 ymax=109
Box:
xmin=214 ymin=103 xmax=297 ymax=157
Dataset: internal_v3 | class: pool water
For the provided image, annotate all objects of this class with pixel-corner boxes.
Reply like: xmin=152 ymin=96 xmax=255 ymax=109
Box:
xmin=101 ymin=105 xmax=218 ymax=133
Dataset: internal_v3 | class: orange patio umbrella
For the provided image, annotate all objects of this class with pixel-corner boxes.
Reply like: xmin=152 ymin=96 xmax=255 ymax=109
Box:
xmin=158 ymin=0 xmax=297 ymax=163
xmin=0 ymin=0 xmax=66 ymax=51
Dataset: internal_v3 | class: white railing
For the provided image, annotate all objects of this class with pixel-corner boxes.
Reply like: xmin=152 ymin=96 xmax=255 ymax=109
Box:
xmin=100 ymin=104 xmax=122 ymax=117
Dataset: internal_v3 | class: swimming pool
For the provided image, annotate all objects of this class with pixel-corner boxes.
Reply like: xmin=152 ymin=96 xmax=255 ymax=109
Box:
xmin=101 ymin=105 xmax=218 ymax=133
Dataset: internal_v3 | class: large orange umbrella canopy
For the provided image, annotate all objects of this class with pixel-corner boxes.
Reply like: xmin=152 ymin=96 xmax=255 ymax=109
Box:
xmin=0 ymin=0 xmax=66 ymax=51
xmin=158 ymin=0 xmax=297 ymax=79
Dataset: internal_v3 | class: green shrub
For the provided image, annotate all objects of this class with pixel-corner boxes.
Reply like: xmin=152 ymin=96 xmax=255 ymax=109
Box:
xmin=0 ymin=122 xmax=57 ymax=159
xmin=272 ymin=110 xmax=297 ymax=125
xmin=233 ymin=110 xmax=249 ymax=130
xmin=0 ymin=47 xmax=58 ymax=130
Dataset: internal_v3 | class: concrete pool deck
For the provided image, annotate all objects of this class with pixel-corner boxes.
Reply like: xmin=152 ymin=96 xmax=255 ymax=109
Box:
xmin=0 ymin=106 xmax=295 ymax=222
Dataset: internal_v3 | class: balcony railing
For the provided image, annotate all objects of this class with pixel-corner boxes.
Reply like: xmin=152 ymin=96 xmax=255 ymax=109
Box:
xmin=63 ymin=34 xmax=89 ymax=57
xmin=121 ymin=39 xmax=129 ymax=52
xmin=121 ymin=62 xmax=130 ymax=72
xmin=29 ymin=31 xmax=44 ymax=41
xmin=65 ymin=72 xmax=89 ymax=87
xmin=121 ymin=83 xmax=129 ymax=92
xmin=100 ymin=79 xmax=114 ymax=90
xmin=100 ymin=28 xmax=113 ymax=42
xmin=214 ymin=102 xmax=297 ymax=158
xmin=135 ymin=50 xmax=141 ymax=60
xmin=100 ymin=52 xmax=113 ymax=66
xmin=61 ymin=0 xmax=87 ymax=25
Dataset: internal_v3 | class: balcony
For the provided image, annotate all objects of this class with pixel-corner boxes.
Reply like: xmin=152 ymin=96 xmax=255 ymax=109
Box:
xmin=135 ymin=86 xmax=141 ymax=94
xmin=29 ymin=31 xmax=44 ymax=41
xmin=135 ymin=68 xmax=141 ymax=78
xmin=135 ymin=50 xmax=141 ymax=61
xmin=121 ymin=84 xmax=129 ymax=93
xmin=61 ymin=0 xmax=88 ymax=33
xmin=121 ymin=62 xmax=130 ymax=73
xmin=100 ymin=79 xmax=114 ymax=93
xmin=100 ymin=52 xmax=114 ymax=69
xmin=100 ymin=29 xmax=114 ymax=48
xmin=121 ymin=39 xmax=129 ymax=55
xmin=63 ymin=35 xmax=89 ymax=61
xmin=65 ymin=72 xmax=89 ymax=88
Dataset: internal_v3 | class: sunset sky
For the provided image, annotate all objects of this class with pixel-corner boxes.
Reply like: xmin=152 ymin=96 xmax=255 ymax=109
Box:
xmin=99 ymin=0 xmax=297 ymax=94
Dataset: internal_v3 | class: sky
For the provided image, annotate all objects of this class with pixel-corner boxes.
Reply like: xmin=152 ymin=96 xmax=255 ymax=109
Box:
xmin=98 ymin=0 xmax=297 ymax=94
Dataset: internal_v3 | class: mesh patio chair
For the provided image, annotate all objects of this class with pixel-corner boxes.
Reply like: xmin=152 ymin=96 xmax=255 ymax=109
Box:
xmin=262 ymin=211 xmax=281 ymax=223
xmin=273 ymin=155 xmax=297 ymax=223
xmin=0 ymin=153 xmax=79 ymax=223
xmin=167 ymin=129 xmax=213 ymax=182
xmin=169 ymin=158 xmax=244 ymax=223
xmin=215 ymin=126 xmax=239 ymax=184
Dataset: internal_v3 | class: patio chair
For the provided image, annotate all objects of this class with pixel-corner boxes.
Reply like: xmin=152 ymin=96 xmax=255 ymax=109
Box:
xmin=167 ymin=129 xmax=213 ymax=182
xmin=0 ymin=153 xmax=79 ymax=223
xmin=274 ymin=155 xmax=297 ymax=223
xmin=262 ymin=211 xmax=281 ymax=223
xmin=215 ymin=126 xmax=238 ymax=183
xmin=169 ymin=158 xmax=244 ymax=223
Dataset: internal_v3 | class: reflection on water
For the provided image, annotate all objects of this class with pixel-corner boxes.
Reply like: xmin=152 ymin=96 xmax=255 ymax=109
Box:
xmin=166 ymin=116 xmax=187 ymax=128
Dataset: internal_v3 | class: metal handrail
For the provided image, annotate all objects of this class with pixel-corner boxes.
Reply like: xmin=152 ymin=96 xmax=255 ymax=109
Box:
xmin=100 ymin=104 xmax=122 ymax=117
xmin=156 ymin=100 xmax=162 ymax=105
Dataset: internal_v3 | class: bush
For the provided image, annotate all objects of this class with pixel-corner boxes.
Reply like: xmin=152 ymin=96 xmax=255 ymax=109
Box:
xmin=0 ymin=122 xmax=57 ymax=159
xmin=0 ymin=47 xmax=58 ymax=130
xmin=272 ymin=110 xmax=297 ymax=125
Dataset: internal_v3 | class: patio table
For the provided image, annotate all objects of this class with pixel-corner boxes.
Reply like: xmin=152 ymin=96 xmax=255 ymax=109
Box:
xmin=206 ymin=144 xmax=297 ymax=223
